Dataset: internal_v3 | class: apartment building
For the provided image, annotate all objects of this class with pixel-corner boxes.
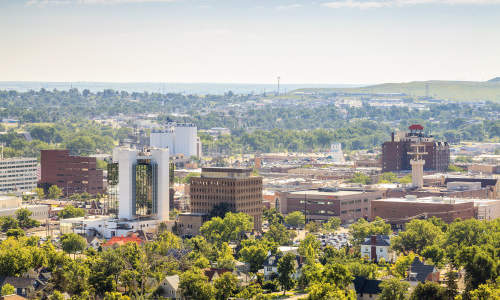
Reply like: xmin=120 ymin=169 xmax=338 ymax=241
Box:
xmin=0 ymin=157 xmax=38 ymax=193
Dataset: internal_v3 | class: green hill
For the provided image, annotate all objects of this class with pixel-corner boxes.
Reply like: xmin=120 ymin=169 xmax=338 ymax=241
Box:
xmin=294 ymin=79 xmax=500 ymax=102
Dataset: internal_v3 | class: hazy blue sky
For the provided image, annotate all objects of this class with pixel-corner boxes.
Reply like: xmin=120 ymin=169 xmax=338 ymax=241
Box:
xmin=1 ymin=0 xmax=499 ymax=84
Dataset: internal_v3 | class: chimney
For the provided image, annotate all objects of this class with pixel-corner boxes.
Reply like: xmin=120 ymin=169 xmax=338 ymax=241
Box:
xmin=391 ymin=132 xmax=395 ymax=142
xmin=370 ymin=235 xmax=377 ymax=246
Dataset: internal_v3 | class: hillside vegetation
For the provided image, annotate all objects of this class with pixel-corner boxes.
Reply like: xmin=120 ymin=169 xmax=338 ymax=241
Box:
xmin=295 ymin=79 xmax=500 ymax=102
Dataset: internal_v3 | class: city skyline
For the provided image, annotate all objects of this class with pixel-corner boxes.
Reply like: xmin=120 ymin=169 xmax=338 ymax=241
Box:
xmin=1 ymin=0 xmax=500 ymax=84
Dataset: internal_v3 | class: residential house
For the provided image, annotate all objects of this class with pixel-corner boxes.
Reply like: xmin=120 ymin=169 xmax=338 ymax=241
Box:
xmin=352 ymin=276 xmax=382 ymax=300
xmin=203 ymin=268 xmax=231 ymax=282
xmin=263 ymin=254 xmax=303 ymax=281
xmin=360 ymin=235 xmax=395 ymax=263
xmin=0 ymin=277 xmax=42 ymax=298
xmin=407 ymin=258 xmax=440 ymax=286
xmin=159 ymin=275 xmax=180 ymax=299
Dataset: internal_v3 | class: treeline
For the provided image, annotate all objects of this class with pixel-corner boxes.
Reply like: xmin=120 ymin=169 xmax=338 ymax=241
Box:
xmin=200 ymin=121 xmax=391 ymax=154
xmin=0 ymin=122 xmax=129 ymax=158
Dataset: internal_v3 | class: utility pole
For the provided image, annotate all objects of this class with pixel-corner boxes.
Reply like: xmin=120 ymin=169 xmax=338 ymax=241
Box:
xmin=277 ymin=76 xmax=280 ymax=96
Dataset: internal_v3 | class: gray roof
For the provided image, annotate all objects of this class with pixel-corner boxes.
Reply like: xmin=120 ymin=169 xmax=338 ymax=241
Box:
xmin=361 ymin=235 xmax=391 ymax=247
xmin=410 ymin=258 xmax=436 ymax=282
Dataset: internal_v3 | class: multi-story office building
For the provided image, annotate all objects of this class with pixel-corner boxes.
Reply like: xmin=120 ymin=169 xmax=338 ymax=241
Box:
xmin=190 ymin=167 xmax=263 ymax=230
xmin=278 ymin=188 xmax=384 ymax=224
xmin=39 ymin=150 xmax=104 ymax=196
xmin=382 ymin=125 xmax=450 ymax=172
xmin=112 ymin=147 xmax=170 ymax=221
xmin=150 ymin=123 xmax=201 ymax=158
xmin=0 ymin=157 xmax=38 ymax=193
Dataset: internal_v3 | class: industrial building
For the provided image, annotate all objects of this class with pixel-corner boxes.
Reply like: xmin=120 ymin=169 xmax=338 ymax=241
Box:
xmin=371 ymin=196 xmax=500 ymax=228
xmin=0 ymin=157 xmax=38 ymax=193
xmin=39 ymin=150 xmax=104 ymax=197
xmin=190 ymin=167 xmax=263 ymax=230
xmin=278 ymin=188 xmax=384 ymax=224
xmin=382 ymin=125 xmax=450 ymax=172
xmin=150 ymin=123 xmax=202 ymax=158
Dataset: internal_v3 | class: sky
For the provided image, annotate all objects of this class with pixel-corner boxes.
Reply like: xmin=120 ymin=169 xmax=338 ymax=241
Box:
xmin=0 ymin=0 xmax=499 ymax=84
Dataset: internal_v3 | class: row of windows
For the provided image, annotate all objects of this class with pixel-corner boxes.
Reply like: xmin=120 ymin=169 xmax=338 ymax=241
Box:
xmin=191 ymin=187 xmax=261 ymax=193
xmin=0 ymin=178 xmax=37 ymax=182
xmin=192 ymin=180 xmax=261 ymax=186
xmin=341 ymin=208 xmax=366 ymax=214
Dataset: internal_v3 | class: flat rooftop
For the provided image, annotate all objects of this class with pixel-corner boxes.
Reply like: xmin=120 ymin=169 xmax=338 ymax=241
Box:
xmin=375 ymin=196 xmax=500 ymax=205
xmin=289 ymin=190 xmax=363 ymax=196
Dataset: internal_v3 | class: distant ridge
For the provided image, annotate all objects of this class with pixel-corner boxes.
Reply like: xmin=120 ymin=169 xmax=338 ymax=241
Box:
xmin=293 ymin=79 xmax=500 ymax=102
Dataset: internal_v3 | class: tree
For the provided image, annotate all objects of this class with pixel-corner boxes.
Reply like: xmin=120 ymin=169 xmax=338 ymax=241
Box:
xmin=214 ymin=272 xmax=240 ymax=300
xmin=179 ymin=269 xmax=215 ymax=300
xmin=392 ymin=253 xmax=417 ymax=279
xmin=323 ymin=263 xmax=353 ymax=289
xmin=48 ymin=290 xmax=65 ymax=300
xmin=305 ymin=221 xmax=321 ymax=233
xmin=48 ymin=184 xmax=63 ymax=199
xmin=457 ymin=246 xmax=498 ymax=292
xmin=61 ymin=233 xmax=87 ymax=258
xmin=216 ymin=242 xmax=235 ymax=270
xmin=285 ymin=211 xmax=305 ymax=228
xmin=15 ymin=208 xmax=39 ymax=229
xmin=264 ymin=223 xmax=292 ymax=245
xmin=35 ymin=187 xmax=45 ymax=199
xmin=1 ymin=283 xmax=15 ymax=296
xmin=239 ymin=239 xmax=270 ymax=273
xmin=200 ymin=212 xmax=253 ymax=244
xmin=263 ymin=208 xmax=284 ymax=225
xmin=307 ymin=282 xmax=356 ymax=300
xmin=0 ymin=216 xmax=19 ymax=232
xmin=444 ymin=270 xmax=459 ymax=300
xmin=469 ymin=281 xmax=500 ymax=300
xmin=349 ymin=217 xmax=391 ymax=246
xmin=298 ymin=234 xmax=321 ymax=261
xmin=323 ymin=217 xmax=341 ymax=232
xmin=379 ymin=172 xmax=397 ymax=183
xmin=277 ymin=252 xmax=296 ymax=295
xmin=410 ymin=282 xmax=447 ymax=300
xmin=350 ymin=172 xmax=372 ymax=184
xmin=379 ymin=278 xmax=410 ymax=300
xmin=421 ymin=244 xmax=446 ymax=267
xmin=391 ymin=219 xmax=444 ymax=255
xmin=6 ymin=228 xmax=25 ymax=238
xmin=58 ymin=205 xmax=86 ymax=219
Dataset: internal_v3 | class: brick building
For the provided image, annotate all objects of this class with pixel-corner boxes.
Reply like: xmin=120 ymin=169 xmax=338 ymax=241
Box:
xmin=382 ymin=125 xmax=450 ymax=172
xmin=278 ymin=188 xmax=384 ymax=224
xmin=371 ymin=195 xmax=482 ymax=228
xmin=190 ymin=167 xmax=263 ymax=230
xmin=39 ymin=150 xmax=104 ymax=197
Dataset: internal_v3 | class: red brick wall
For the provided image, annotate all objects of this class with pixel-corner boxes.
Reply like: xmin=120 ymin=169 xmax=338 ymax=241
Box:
xmin=371 ymin=200 xmax=475 ymax=223
xmin=40 ymin=150 xmax=103 ymax=196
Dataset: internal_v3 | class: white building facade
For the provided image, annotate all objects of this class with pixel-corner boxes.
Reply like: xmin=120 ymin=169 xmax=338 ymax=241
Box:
xmin=0 ymin=157 xmax=38 ymax=193
xmin=150 ymin=123 xmax=200 ymax=158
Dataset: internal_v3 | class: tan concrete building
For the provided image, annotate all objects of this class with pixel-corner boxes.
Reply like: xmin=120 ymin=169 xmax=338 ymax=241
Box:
xmin=278 ymin=188 xmax=384 ymax=223
xmin=190 ymin=167 xmax=263 ymax=230
xmin=176 ymin=213 xmax=209 ymax=237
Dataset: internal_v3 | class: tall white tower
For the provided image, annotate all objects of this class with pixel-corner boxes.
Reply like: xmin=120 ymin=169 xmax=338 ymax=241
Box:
xmin=408 ymin=142 xmax=427 ymax=189
xmin=112 ymin=147 xmax=170 ymax=221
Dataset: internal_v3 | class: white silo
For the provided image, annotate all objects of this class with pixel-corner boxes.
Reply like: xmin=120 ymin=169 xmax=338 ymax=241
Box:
xmin=150 ymin=127 xmax=175 ymax=151
xmin=174 ymin=123 xmax=198 ymax=157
